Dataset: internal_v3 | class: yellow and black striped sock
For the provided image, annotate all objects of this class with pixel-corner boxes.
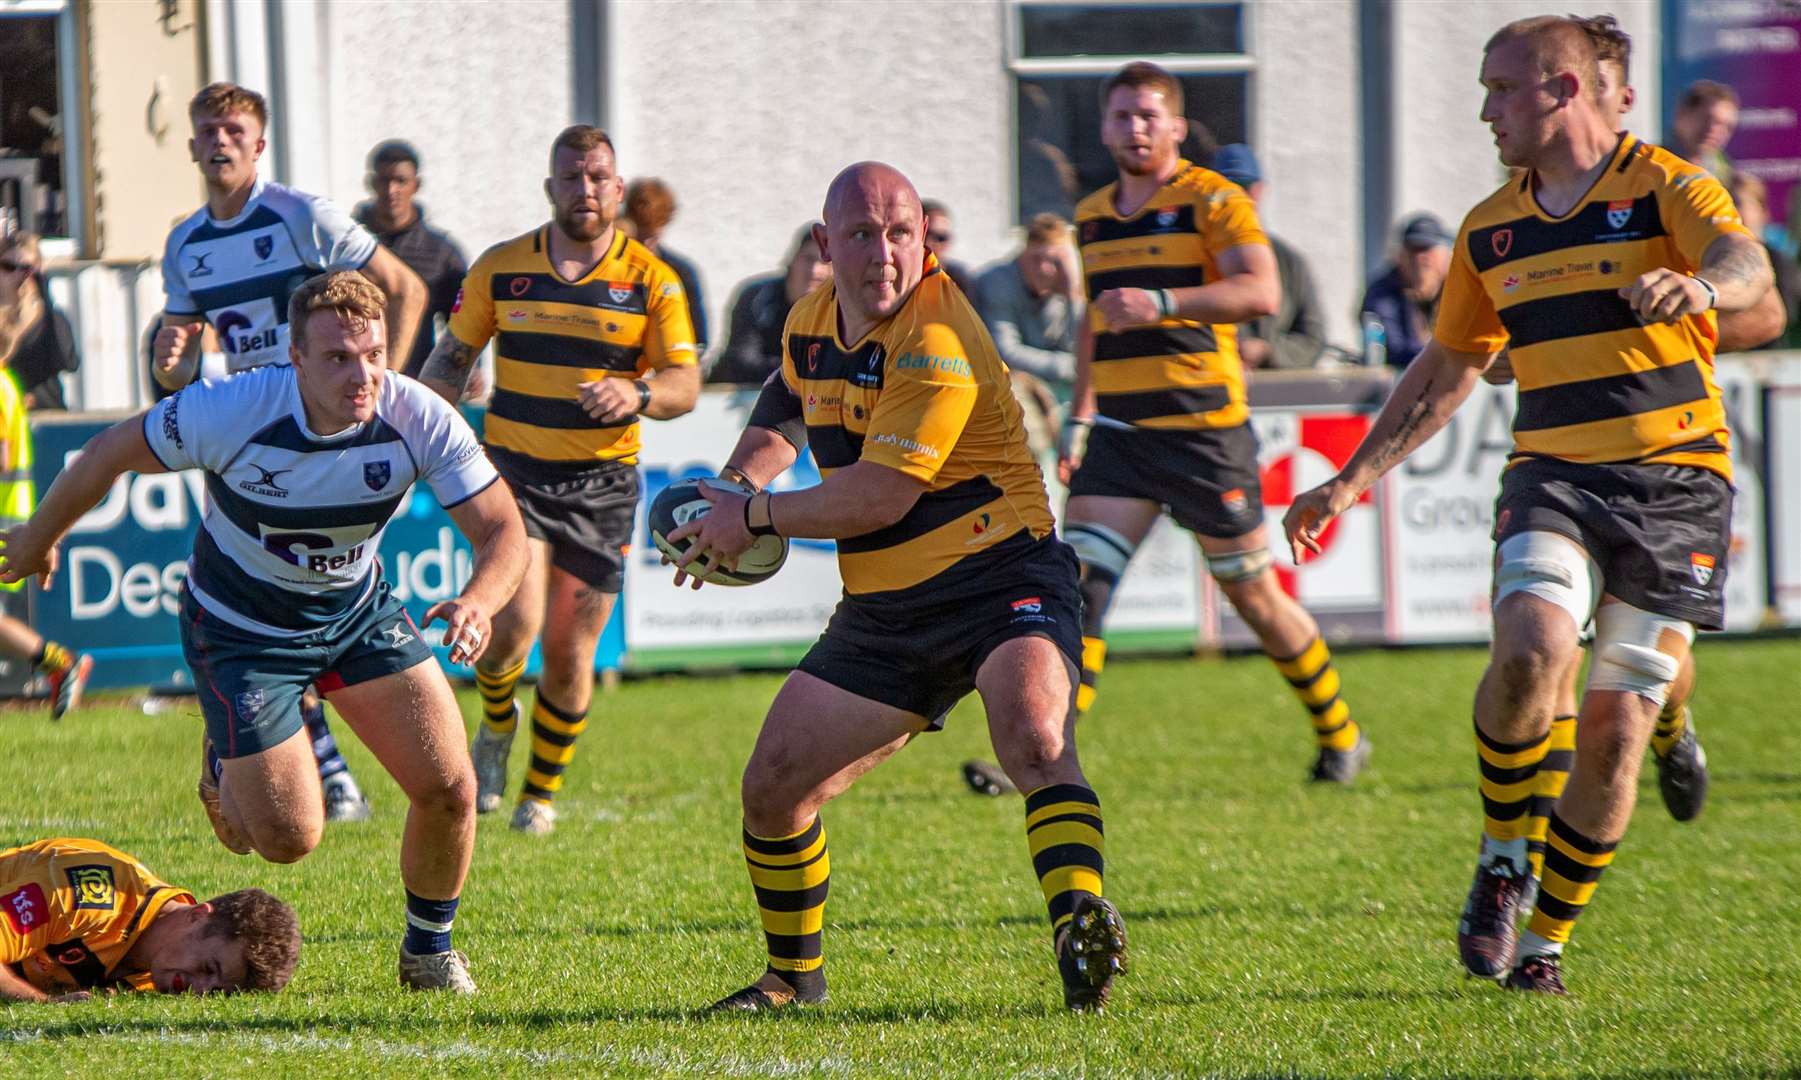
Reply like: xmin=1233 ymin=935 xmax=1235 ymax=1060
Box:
xmin=1525 ymin=715 xmax=1577 ymax=879
xmin=476 ymin=658 xmax=527 ymax=736
xmin=1024 ymin=783 xmax=1104 ymax=935
xmin=743 ymin=817 xmax=829 ymax=997
xmin=1077 ymin=637 xmax=1106 ymax=715
xmin=1651 ymin=701 xmax=1689 ymax=759
xmin=1523 ymin=810 xmax=1617 ymax=953
xmin=31 ymin=640 xmax=72 ymax=676
xmin=1476 ymin=721 xmax=1548 ymax=851
xmin=1274 ymin=638 xmax=1359 ymax=751
xmin=519 ymin=692 xmax=588 ymax=805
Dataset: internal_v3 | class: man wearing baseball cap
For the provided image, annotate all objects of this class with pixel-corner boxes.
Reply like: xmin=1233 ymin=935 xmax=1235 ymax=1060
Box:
xmin=1209 ymin=144 xmax=1327 ymax=369
xmin=1359 ymin=212 xmax=1454 ymax=367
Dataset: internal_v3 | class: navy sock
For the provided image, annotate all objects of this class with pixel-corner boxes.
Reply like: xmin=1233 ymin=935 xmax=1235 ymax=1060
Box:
xmin=403 ymin=890 xmax=459 ymax=956
xmin=303 ymin=698 xmax=349 ymax=781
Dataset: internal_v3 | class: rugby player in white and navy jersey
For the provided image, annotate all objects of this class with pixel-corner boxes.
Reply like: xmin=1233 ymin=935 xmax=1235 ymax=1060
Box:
xmin=152 ymin=82 xmax=429 ymax=822
xmin=1 ymin=272 xmax=527 ymax=993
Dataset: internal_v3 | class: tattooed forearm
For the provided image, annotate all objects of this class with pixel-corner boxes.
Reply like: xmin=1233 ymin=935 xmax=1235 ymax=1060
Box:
xmin=418 ymin=337 xmax=479 ymax=406
xmin=1701 ymin=234 xmax=1775 ymax=311
xmin=1336 ymin=347 xmax=1481 ymax=493
xmin=1367 ymin=390 xmax=1435 ymax=475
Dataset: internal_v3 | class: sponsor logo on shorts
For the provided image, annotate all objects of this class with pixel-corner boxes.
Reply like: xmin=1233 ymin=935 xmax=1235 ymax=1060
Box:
xmin=65 ymin=865 xmax=116 ymax=911
xmin=1606 ymin=199 xmax=1633 ymax=230
xmin=384 ymin=622 xmax=416 ymax=647
xmin=1009 ymin=595 xmax=1054 ymax=625
xmin=365 ymin=461 xmax=392 ymax=491
xmin=1690 ymin=552 xmax=1716 ymax=586
xmin=2 ymin=883 xmax=47 ymax=934
xmin=235 ymin=688 xmax=265 ymax=719
xmin=1221 ymin=487 xmax=1249 ymax=516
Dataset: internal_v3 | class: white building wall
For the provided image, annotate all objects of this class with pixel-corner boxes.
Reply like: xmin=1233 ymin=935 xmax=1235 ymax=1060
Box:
xmin=1390 ymin=1 xmax=1662 ymax=254
xmin=1252 ymin=0 xmax=1363 ymax=347
xmin=610 ymin=0 xmax=1014 ymax=355
xmin=318 ymin=0 xmax=576 ymax=259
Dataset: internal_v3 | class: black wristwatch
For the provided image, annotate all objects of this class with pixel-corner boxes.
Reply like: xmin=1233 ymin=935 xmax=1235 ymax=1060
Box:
xmin=633 ymin=378 xmax=652 ymax=413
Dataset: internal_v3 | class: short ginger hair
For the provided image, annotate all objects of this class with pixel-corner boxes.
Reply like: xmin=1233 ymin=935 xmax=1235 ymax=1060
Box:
xmin=203 ymin=889 xmax=301 ymax=993
xmin=1101 ymin=61 xmax=1184 ymax=118
xmin=625 ymin=178 xmax=677 ymax=234
xmin=287 ymin=271 xmax=386 ymax=353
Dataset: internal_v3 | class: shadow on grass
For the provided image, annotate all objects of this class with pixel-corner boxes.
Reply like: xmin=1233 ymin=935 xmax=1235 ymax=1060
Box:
xmin=570 ymin=904 xmax=1231 ymax=940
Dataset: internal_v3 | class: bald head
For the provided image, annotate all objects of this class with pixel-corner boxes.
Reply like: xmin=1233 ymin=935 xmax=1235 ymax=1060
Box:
xmin=814 ymin=161 xmax=929 ymax=338
xmin=822 ymin=161 xmax=922 ymax=226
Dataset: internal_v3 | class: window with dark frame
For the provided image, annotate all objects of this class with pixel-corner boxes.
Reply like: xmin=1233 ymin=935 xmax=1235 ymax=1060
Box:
xmin=0 ymin=13 xmax=67 ymax=238
xmin=1012 ymin=3 xmax=1252 ymax=225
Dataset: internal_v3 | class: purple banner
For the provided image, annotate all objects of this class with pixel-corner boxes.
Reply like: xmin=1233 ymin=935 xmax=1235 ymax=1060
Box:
xmin=1663 ymin=1 xmax=1801 ymax=228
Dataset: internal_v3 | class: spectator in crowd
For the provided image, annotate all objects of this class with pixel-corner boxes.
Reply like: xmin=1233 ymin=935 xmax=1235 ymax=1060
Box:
xmin=1209 ymin=144 xmax=1328 ymax=369
xmin=973 ymin=212 xmax=1082 ymax=456
xmin=1358 ymin=212 xmax=1452 ymax=368
xmin=354 ymin=140 xmax=468 ymax=378
xmin=921 ymin=199 xmax=975 ymax=295
xmin=624 ymin=178 xmax=708 ymax=353
xmin=1668 ymin=80 xmax=1739 ymax=182
xmin=1725 ymin=172 xmax=1801 ymax=349
xmin=0 ymin=232 xmax=78 ymax=410
xmin=709 ymin=224 xmax=829 ymax=385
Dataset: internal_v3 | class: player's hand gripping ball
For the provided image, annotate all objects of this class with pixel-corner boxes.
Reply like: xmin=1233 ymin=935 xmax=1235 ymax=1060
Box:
xmin=649 ymin=477 xmax=789 ymax=586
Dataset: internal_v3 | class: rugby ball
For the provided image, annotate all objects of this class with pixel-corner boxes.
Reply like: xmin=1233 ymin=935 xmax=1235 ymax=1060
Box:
xmin=648 ymin=477 xmax=789 ymax=586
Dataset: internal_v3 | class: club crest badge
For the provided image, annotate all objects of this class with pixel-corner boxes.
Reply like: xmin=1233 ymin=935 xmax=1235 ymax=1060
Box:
xmin=509 ymin=276 xmax=531 ymax=298
xmin=365 ymin=460 xmax=392 ymax=491
xmin=1690 ymin=552 xmax=1716 ymax=586
xmin=254 ymin=235 xmax=274 ymax=260
xmin=1606 ymin=199 xmax=1634 ymax=230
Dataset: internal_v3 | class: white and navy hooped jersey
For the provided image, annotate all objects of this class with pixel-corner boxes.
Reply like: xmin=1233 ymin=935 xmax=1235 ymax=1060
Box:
xmin=142 ymin=366 xmax=498 ymax=636
xmin=160 ymin=176 xmax=378 ymax=372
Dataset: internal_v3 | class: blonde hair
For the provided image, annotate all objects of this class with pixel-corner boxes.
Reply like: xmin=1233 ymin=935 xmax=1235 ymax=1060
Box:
xmin=189 ymin=82 xmax=269 ymax=130
xmin=287 ymin=271 xmax=386 ymax=353
xmin=1025 ymin=213 xmax=1072 ymax=246
xmin=0 ymin=232 xmax=45 ymax=367
xmin=1485 ymin=16 xmax=1601 ymax=102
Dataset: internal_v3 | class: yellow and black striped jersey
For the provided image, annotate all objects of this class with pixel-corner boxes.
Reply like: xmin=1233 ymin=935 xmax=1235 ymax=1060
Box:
xmin=759 ymin=254 xmax=1055 ymax=598
xmin=1435 ymin=134 xmax=1752 ymax=480
xmin=448 ymin=226 xmax=696 ymax=470
xmin=0 ymin=838 xmax=194 ymax=994
xmin=1075 ymin=160 xmax=1268 ymax=430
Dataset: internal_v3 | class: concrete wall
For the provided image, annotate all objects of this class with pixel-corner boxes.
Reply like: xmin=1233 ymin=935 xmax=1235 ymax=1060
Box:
xmin=1252 ymin=0 xmax=1363 ymax=346
xmin=318 ymin=0 xmax=575 ymax=260
xmin=609 ymin=0 xmax=1014 ymax=354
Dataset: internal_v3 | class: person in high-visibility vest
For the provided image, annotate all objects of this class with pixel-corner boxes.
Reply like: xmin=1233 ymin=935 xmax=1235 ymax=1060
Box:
xmin=0 ymin=321 xmax=89 ymax=717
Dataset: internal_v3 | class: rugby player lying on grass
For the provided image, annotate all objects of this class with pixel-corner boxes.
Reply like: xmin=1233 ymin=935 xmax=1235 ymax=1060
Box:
xmin=0 ymin=837 xmax=298 ymax=1002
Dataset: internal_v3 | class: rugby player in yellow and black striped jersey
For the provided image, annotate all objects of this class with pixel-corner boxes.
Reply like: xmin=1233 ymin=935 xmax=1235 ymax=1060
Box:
xmin=668 ymin=162 xmax=1128 ymax=1014
xmin=1284 ymin=16 xmax=1777 ymax=995
xmin=1056 ymin=61 xmax=1368 ymax=783
xmin=0 ymin=838 xmax=299 ymax=1001
xmin=420 ymin=125 xmax=699 ymax=836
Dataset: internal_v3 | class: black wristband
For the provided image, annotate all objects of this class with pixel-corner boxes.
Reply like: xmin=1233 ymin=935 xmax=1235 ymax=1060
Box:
xmin=743 ymin=491 xmax=779 ymax=537
xmin=633 ymin=378 xmax=651 ymax=413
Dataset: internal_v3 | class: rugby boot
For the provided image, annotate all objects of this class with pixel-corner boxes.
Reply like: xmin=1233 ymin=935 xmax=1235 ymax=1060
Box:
xmin=398 ymin=946 xmax=476 ymax=993
xmin=510 ymin=797 xmax=556 ymax=836
xmin=1457 ymin=855 xmax=1527 ymax=978
xmin=707 ymin=969 xmax=827 ymax=1013
xmin=322 ymin=772 xmax=372 ymax=823
xmin=47 ymin=653 xmax=93 ymax=720
xmin=471 ymin=719 xmax=514 ymax=814
xmin=961 ymin=759 xmax=1017 ymax=797
xmin=1057 ymin=894 xmax=1129 ymax=1011
xmin=197 ymin=736 xmax=252 ymax=855
xmin=1309 ymin=733 xmax=1372 ymax=784
xmin=1503 ymin=953 xmax=1567 ymax=995
xmin=1654 ymin=712 xmax=1709 ymax=822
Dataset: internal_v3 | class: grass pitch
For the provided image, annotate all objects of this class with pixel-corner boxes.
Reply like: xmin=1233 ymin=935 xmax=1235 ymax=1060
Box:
xmin=1 ymin=639 xmax=1797 ymax=1077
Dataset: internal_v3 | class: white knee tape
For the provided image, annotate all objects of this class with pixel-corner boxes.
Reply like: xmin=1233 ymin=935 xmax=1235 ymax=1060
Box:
xmin=1064 ymin=522 xmax=1136 ymax=580
xmin=1493 ymin=531 xmax=1600 ymax=632
xmin=1206 ymin=546 xmax=1274 ymax=584
xmin=1587 ymin=601 xmax=1694 ymax=705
